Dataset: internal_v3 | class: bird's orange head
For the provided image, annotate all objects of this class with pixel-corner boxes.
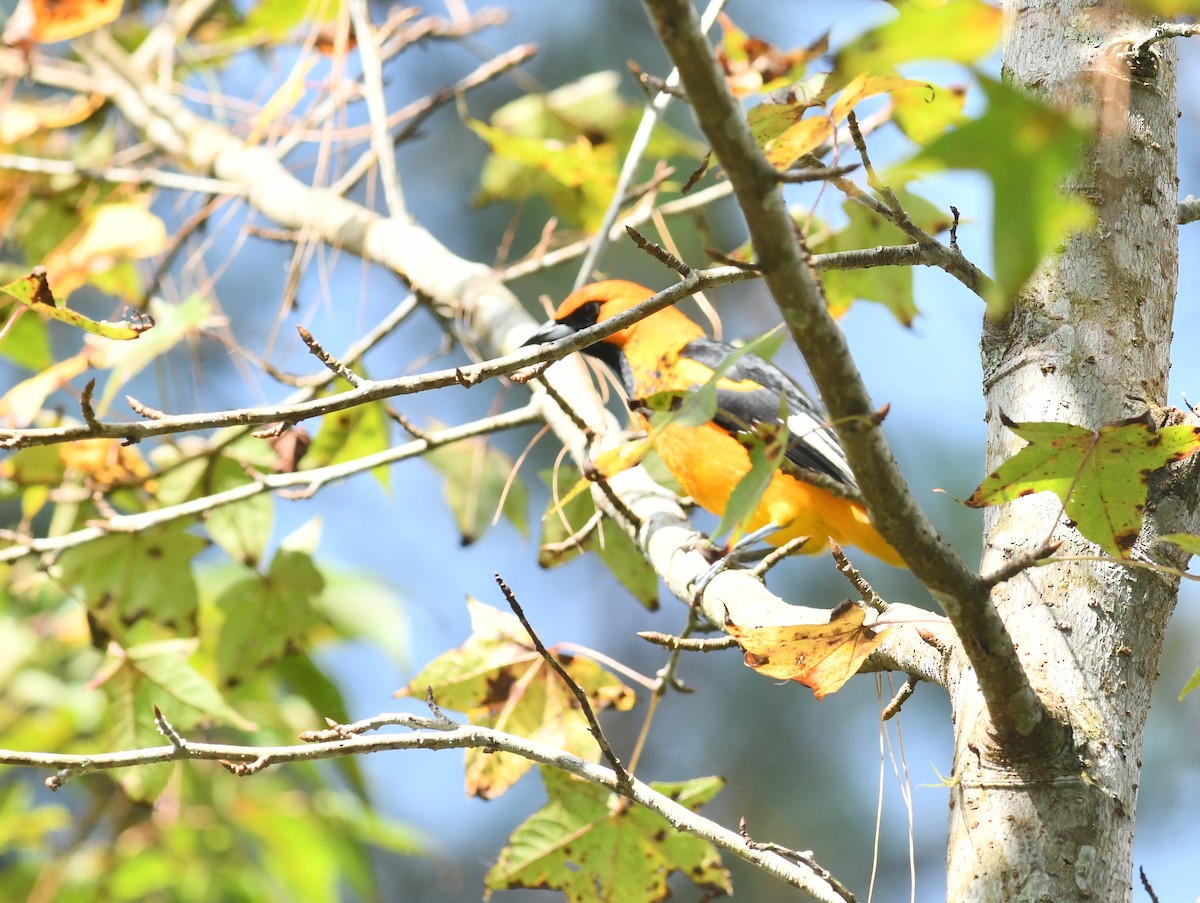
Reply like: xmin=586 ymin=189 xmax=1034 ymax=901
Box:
xmin=522 ymin=280 xmax=701 ymax=372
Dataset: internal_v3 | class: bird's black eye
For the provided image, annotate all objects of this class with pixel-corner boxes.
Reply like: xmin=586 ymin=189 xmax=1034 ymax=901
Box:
xmin=559 ymin=301 xmax=603 ymax=331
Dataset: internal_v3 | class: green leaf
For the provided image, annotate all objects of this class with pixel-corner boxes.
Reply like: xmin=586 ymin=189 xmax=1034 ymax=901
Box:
xmin=305 ymin=377 xmax=391 ymax=490
xmin=220 ymin=0 xmax=337 ymax=43
xmin=309 ymin=569 xmax=408 ymax=663
xmin=204 ymin=455 xmax=274 ymax=567
xmin=425 ymin=424 xmax=528 ymax=545
xmin=275 ymin=653 xmax=370 ymax=800
xmin=97 ymin=661 xmax=175 ymax=802
xmin=214 ymin=549 xmax=325 ymax=686
xmin=893 ymin=75 xmax=1094 ymax=317
xmin=472 ymin=71 xmax=703 ymax=229
xmin=399 ymin=599 xmax=635 ymax=799
xmin=593 ymin=517 xmax=659 ymax=611
xmin=0 ymin=304 xmax=52 ymax=371
xmin=892 ymin=80 xmax=968 ymax=144
xmin=472 ymin=119 xmax=618 ymax=230
xmin=126 ymin=639 xmax=257 ymax=730
xmin=1159 ymin=532 xmax=1200 ymax=557
xmin=833 ymin=0 xmax=1002 ymax=84
xmin=1180 ymin=662 xmax=1200 ymax=700
xmin=713 ymin=415 xmax=789 ymax=544
xmin=486 ymin=768 xmax=730 ymax=902
xmin=539 ymin=468 xmax=659 ymax=610
xmin=0 ymin=269 xmax=153 ymax=341
xmin=812 ymin=187 xmax=952 ymax=323
xmin=57 ymin=523 xmax=208 ymax=639
xmin=91 ymin=638 xmax=252 ymax=802
xmin=966 ymin=416 xmax=1200 ymax=556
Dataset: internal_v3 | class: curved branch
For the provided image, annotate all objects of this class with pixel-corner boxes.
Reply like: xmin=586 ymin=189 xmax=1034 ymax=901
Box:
xmin=0 ymin=715 xmax=855 ymax=903
xmin=5 ymin=25 xmax=949 ymax=692
xmin=641 ymin=0 xmax=1059 ymax=748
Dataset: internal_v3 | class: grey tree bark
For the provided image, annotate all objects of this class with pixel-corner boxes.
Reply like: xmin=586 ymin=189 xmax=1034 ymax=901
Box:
xmin=951 ymin=4 xmax=1194 ymax=899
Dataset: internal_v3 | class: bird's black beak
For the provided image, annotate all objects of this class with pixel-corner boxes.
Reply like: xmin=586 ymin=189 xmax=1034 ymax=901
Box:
xmin=521 ymin=318 xmax=575 ymax=347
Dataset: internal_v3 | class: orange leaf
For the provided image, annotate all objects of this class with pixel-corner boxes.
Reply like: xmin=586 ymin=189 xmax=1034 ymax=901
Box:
xmin=725 ymin=601 xmax=886 ymax=699
xmin=715 ymin=13 xmax=827 ymax=98
xmin=60 ymin=437 xmax=153 ymax=488
xmin=3 ymin=0 xmax=123 ymax=46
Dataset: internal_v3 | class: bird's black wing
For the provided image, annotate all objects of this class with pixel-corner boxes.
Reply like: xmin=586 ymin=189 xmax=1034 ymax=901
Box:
xmin=678 ymin=337 xmax=856 ymax=487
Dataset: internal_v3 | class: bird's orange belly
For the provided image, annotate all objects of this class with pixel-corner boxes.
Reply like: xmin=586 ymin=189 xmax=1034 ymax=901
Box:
xmin=651 ymin=421 xmax=903 ymax=566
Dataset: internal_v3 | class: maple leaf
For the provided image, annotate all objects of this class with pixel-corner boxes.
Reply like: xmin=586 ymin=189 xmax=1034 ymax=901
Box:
xmin=486 ymin=768 xmax=730 ymax=902
xmin=715 ymin=13 xmax=827 ymax=98
xmin=967 ymin=413 xmax=1200 ymax=556
xmin=396 ymin=599 xmax=635 ymax=799
xmin=725 ymin=601 xmax=887 ymax=699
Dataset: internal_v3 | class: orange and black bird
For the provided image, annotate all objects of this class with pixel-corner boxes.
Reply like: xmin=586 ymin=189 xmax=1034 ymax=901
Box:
xmin=524 ymin=279 xmax=904 ymax=568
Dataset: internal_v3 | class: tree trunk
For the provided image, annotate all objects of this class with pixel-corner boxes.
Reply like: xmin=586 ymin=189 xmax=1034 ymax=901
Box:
xmin=948 ymin=3 xmax=1184 ymax=899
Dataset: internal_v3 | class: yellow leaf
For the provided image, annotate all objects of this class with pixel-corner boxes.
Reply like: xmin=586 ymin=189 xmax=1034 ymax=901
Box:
xmin=725 ymin=601 xmax=886 ymax=699
xmin=42 ymin=202 xmax=168 ymax=299
xmin=0 ymin=94 xmax=103 ymax=144
xmin=60 ymin=438 xmax=153 ymax=488
xmin=830 ymin=73 xmax=933 ymax=123
xmin=763 ymin=116 xmax=835 ymax=169
xmin=246 ymin=56 xmax=317 ymax=144
xmin=0 ymin=352 xmax=89 ymax=427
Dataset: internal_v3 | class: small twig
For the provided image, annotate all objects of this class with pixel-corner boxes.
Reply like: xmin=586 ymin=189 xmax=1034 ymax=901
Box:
xmin=79 ymin=379 xmax=100 ymax=431
xmin=881 ymin=675 xmax=919 ymax=722
xmin=738 ymin=818 xmax=860 ymax=903
xmin=980 ymin=541 xmax=1063 ymax=588
xmin=539 ymin=509 xmax=603 ymax=556
xmin=0 ymin=151 xmax=244 ymax=196
xmin=625 ymin=225 xmax=692 ymax=276
xmin=1179 ymin=195 xmax=1200 ymax=226
xmin=423 ymin=687 xmax=455 ymax=729
xmin=1 ymin=268 xmax=752 ymax=451
xmin=1138 ymin=865 xmax=1160 ymax=903
xmin=776 ymin=163 xmax=861 ymax=184
xmin=750 ymin=536 xmax=811 ymax=578
xmin=917 ymin=629 xmax=950 ymax=656
xmin=949 ymin=205 xmax=961 ymax=250
xmin=493 ymin=573 xmax=632 ymax=792
xmin=846 ymin=111 xmax=881 ymax=191
xmin=347 ymin=0 xmax=404 ymax=215
xmin=152 ymin=705 xmax=187 ymax=749
xmin=830 ymin=542 xmax=889 ymax=612
xmin=252 ymin=421 xmax=288 ymax=440
xmin=588 ymin=470 xmax=644 ymax=535
xmin=637 ymin=631 xmax=738 ymax=652
xmin=509 ymin=362 xmax=552 ymax=384
xmin=331 ymin=43 xmax=538 ymax=196
xmin=125 ymin=396 xmax=164 ymax=420
xmin=627 ymin=59 xmax=687 ymax=100
xmin=299 ymin=711 xmax=454 ymax=742
xmin=0 ymin=404 xmax=543 ymax=564
xmin=296 ymin=326 xmax=364 ymax=387
xmin=571 ymin=0 xmax=729 ymax=288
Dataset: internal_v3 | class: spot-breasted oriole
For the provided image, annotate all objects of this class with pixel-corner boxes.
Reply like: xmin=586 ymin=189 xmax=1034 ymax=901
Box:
xmin=524 ymin=279 xmax=904 ymax=568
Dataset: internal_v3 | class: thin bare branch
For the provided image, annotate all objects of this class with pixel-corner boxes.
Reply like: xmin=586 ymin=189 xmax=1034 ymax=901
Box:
xmin=348 ymin=0 xmax=405 ymax=214
xmin=572 ymin=0 xmax=727 ymax=288
xmin=0 ymin=152 xmax=243 ymax=196
xmin=494 ymin=574 xmax=632 ymax=791
xmin=0 ymin=404 xmax=542 ymax=564
xmin=0 ymin=715 xmax=851 ymax=901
